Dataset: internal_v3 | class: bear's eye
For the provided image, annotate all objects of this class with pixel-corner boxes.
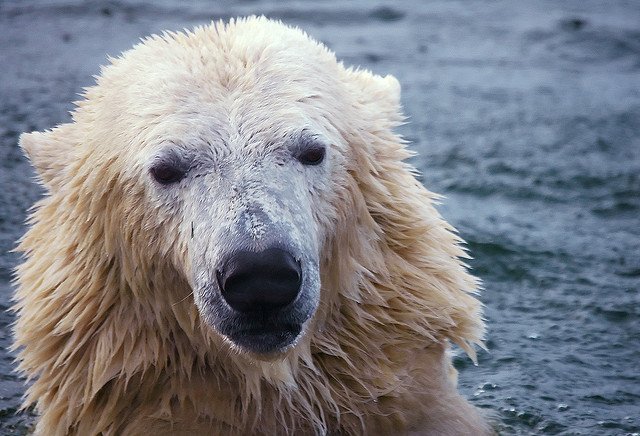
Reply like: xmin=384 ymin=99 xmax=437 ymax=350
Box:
xmin=297 ymin=144 xmax=326 ymax=166
xmin=150 ymin=161 xmax=187 ymax=185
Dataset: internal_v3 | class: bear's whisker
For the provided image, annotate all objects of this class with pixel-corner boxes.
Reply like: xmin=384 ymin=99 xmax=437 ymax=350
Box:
xmin=171 ymin=291 xmax=193 ymax=306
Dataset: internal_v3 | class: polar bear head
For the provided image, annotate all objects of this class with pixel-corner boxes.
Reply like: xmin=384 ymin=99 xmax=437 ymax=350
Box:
xmin=19 ymin=17 xmax=404 ymax=357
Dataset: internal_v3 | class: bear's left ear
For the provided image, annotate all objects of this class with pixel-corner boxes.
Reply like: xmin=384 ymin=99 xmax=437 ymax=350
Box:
xmin=20 ymin=123 xmax=77 ymax=192
xmin=343 ymin=68 xmax=402 ymax=122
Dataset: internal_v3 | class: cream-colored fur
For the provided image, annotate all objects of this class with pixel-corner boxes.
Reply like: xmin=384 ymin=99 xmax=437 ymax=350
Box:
xmin=13 ymin=17 xmax=491 ymax=435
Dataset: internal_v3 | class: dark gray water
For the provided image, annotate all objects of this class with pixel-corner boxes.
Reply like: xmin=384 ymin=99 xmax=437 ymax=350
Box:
xmin=1 ymin=1 xmax=639 ymax=434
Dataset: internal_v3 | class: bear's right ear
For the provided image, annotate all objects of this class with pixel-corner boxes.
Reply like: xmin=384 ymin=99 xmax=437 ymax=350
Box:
xmin=20 ymin=123 xmax=77 ymax=192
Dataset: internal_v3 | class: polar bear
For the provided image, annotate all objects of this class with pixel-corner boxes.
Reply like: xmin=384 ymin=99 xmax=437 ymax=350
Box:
xmin=14 ymin=16 xmax=491 ymax=435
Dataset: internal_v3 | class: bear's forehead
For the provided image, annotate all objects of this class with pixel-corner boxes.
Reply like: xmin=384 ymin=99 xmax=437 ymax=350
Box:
xmin=82 ymin=22 xmax=342 ymax=151
xmin=98 ymin=21 xmax=339 ymax=105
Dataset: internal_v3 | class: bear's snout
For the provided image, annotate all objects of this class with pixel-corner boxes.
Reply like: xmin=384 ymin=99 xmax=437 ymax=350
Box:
xmin=208 ymin=245 xmax=314 ymax=355
xmin=218 ymin=247 xmax=302 ymax=313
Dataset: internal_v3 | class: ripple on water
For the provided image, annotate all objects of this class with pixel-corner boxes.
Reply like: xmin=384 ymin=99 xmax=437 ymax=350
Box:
xmin=524 ymin=18 xmax=640 ymax=65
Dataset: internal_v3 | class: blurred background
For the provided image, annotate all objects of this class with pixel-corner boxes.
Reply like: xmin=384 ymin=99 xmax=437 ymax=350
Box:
xmin=1 ymin=0 xmax=638 ymax=434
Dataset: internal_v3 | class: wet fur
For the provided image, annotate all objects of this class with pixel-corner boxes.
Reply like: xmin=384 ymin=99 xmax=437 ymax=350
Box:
xmin=13 ymin=17 xmax=490 ymax=435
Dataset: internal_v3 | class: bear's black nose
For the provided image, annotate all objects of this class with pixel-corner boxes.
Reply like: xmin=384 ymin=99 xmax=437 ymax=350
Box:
xmin=218 ymin=248 xmax=302 ymax=313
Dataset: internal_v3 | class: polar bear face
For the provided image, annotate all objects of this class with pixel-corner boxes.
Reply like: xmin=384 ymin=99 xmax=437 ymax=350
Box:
xmin=128 ymin=46 xmax=347 ymax=355
xmin=145 ymin=125 xmax=333 ymax=355
xmin=74 ymin=20 xmax=353 ymax=357
xmin=19 ymin=19 xmax=400 ymax=358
